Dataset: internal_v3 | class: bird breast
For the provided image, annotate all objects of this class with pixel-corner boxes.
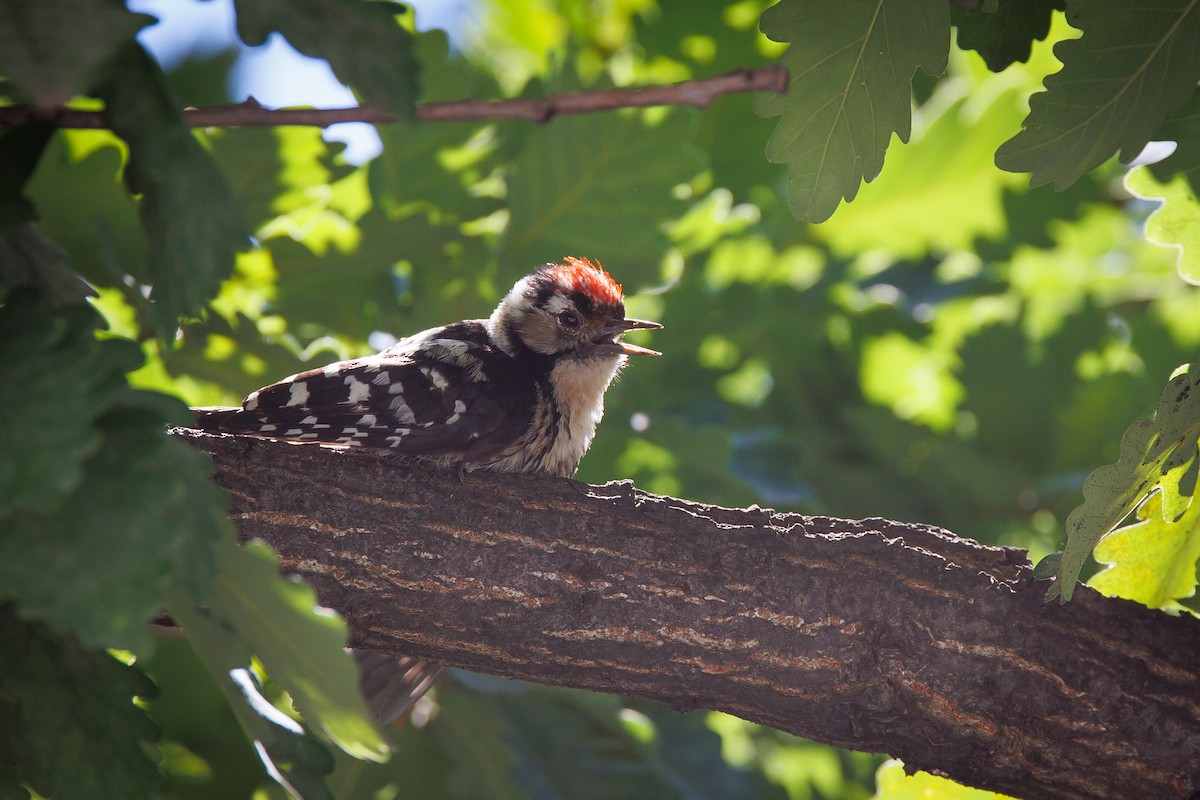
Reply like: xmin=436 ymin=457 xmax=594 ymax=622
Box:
xmin=539 ymin=353 xmax=626 ymax=477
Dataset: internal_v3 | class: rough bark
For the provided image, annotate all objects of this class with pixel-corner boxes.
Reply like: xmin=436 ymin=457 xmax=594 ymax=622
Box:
xmin=176 ymin=428 xmax=1200 ymax=800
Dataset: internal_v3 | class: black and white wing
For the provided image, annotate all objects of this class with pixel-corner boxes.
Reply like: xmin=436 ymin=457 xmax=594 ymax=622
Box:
xmin=193 ymin=322 xmax=535 ymax=464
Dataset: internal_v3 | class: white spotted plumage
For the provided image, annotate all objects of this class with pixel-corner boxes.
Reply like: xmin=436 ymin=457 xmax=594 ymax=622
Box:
xmin=193 ymin=257 xmax=661 ymax=481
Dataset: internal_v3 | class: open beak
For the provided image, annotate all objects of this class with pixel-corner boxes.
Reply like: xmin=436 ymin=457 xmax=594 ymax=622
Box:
xmin=611 ymin=318 xmax=663 ymax=357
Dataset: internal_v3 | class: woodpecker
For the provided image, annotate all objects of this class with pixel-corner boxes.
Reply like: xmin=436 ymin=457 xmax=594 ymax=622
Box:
xmin=193 ymin=257 xmax=661 ymax=720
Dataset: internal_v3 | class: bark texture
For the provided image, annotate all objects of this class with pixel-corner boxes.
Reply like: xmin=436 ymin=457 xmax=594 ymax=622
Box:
xmin=177 ymin=428 xmax=1200 ymax=800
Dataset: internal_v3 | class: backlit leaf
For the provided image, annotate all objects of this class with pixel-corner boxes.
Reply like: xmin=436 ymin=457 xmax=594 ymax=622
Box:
xmin=1089 ymin=491 xmax=1200 ymax=608
xmin=168 ymin=593 xmax=338 ymax=800
xmin=201 ymin=538 xmax=389 ymax=762
xmin=1051 ymin=362 xmax=1200 ymax=602
xmin=873 ymin=759 xmax=1014 ymax=799
xmin=504 ymin=107 xmax=704 ymax=285
xmin=1126 ymin=166 xmax=1200 ymax=285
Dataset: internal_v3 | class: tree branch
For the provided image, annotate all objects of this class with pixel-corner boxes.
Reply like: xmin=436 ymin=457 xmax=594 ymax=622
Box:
xmin=176 ymin=428 xmax=1200 ymax=800
xmin=0 ymin=66 xmax=787 ymax=129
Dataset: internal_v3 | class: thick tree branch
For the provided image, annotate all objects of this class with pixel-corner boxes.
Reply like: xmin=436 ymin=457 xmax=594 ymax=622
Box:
xmin=0 ymin=66 xmax=787 ymax=129
xmin=176 ymin=428 xmax=1200 ymax=800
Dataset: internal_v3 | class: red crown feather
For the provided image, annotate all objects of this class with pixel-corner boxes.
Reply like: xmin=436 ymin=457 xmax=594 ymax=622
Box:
xmin=551 ymin=256 xmax=624 ymax=305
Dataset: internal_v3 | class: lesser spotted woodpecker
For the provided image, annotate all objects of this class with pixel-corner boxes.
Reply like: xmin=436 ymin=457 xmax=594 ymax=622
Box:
xmin=194 ymin=257 xmax=659 ymax=478
xmin=192 ymin=257 xmax=660 ymax=721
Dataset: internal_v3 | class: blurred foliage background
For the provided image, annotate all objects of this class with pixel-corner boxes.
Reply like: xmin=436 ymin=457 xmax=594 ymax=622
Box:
xmin=3 ymin=0 xmax=1199 ymax=798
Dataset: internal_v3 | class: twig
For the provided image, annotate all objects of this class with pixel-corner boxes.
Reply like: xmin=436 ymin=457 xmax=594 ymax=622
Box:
xmin=0 ymin=66 xmax=788 ymax=130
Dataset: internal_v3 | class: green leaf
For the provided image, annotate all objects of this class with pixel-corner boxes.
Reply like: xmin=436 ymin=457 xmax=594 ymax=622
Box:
xmin=0 ymin=609 xmax=161 ymax=800
xmin=22 ymin=132 xmax=150 ymax=307
xmin=167 ymin=595 xmax=338 ymax=800
xmin=1089 ymin=490 xmax=1200 ymax=608
xmin=996 ymin=0 xmax=1200 ymax=188
xmin=1126 ymin=166 xmax=1200 ymax=284
xmin=504 ymin=107 xmax=704 ymax=283
xmin=814 ymin=86 xmax=1026 ymax=258
xmin=1052 ymin=362 xmax=1200 ymax=602
xmin=441 ymin=685 xmax=775 ymax=800
xmin=234 ymin=0 xmax=419 ymax=120
xmin=199 ymin=538 xmax=389 ymax=762
xmin=96 ymin=42 xmax=247 ymax=330
xmin=0 ymin=121 xmax=54 ymax=229
xmin=1032 ymin=552 xmax=1061 ymax=580
xmin=754 ymin=0 xmax=950 ymax=222
xmin=873 ymin=759 xmax=1014 ymax=799
xmin=435 ymin=691 xmax=527 ymax=800
xmin=951 ymin=0 xmax=1063 ymax=72
xmin=1146 ymin=92 xmax=1200 ymax=192
xmin=0 ymin=0 xmax=153 ymax=107
xmin=0 ymin=293 xmax=225 ymax=653
xmin=0 ymin=224 xmax=93 ymax=310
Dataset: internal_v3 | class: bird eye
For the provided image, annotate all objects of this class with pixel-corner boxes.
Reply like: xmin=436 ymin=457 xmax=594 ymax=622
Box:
xmin=559 ymin=310 xmax=581 ymax=329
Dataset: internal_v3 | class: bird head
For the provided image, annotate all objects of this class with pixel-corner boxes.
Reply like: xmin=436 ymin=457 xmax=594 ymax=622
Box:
xmin=489 ymin=257 xmax=662 ymax=361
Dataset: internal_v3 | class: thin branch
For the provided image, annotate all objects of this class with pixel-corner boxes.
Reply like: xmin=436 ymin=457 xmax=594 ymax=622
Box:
xmin=0 ymin=66 xmax=788 ymax=130
xmin=176 ymin=427 xmax=1200 ymax=800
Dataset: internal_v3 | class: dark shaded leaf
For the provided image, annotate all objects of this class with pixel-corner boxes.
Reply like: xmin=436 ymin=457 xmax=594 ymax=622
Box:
xmin=755 ymin=0 xmax=950 ymax=222
xmin=0 ymin=0 xmax=152 ymax=107
xmin=234 ymin=0 xmax=419 ymax=120
xmin=952 ymin=0 xmax=1063 ymax=72
xmin=96 ymin=43 xmax=248 ymax=330
xmin=0 ymin=610 xmax=161 ymax=800
xmin=996 ymin=0 xmax=1200 ymax=188
xmin=0 ymin=294 xmax=224 ymax=652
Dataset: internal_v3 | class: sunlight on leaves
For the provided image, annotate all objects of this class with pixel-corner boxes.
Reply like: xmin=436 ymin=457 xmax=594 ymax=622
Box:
xmin=202 ymin=538 xmax=389 ymax=762
xmin=874 ymin=759 xmax=1014 ymax=799
xmin=951 ymin=0 xmax=1063 ymax=72
xmin=1047 ymin=361 xmax=1200 ymax=602
xmin=1126 ymin=167 xmax=1200 ymax=285
xmin=168 ymin=597 xmax=338 ymax=800
xmin=861 ymin=333 xmax=963 ymax=432
xmin=815 ymin=84 xmax=1026 ymax=259
xmin=1089 ymin=490 xmax=1200 ymax=609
